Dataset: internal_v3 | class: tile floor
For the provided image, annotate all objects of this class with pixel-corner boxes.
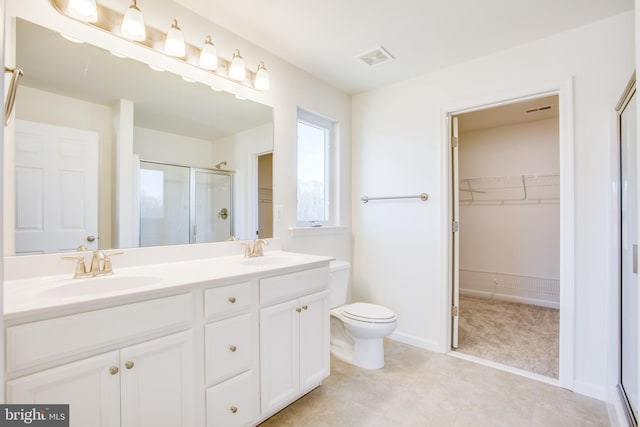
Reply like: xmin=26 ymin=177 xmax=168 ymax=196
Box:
xmin=259 ymin=339 xmax=610 ymax=427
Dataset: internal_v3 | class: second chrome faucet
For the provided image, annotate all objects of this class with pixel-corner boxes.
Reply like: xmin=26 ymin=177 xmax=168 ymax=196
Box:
xmin=241 ymin=239 xmax=269 ymax=258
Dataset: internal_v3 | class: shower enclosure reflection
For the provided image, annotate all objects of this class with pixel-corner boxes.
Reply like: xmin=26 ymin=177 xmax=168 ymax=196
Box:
xmin=139 ymin=162 xmax=234 ymax=246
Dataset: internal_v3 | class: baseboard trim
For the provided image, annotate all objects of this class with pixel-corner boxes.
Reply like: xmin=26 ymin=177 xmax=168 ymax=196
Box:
xmin=608 ymin=386 xmax=635 ymax=427
xmin=460 ymin=289 xmax=560 ymax=309
xmin=573 ymin=379 xmax=609 ymax=401
xmin=387 ymin=332 xmax=441 ymax=353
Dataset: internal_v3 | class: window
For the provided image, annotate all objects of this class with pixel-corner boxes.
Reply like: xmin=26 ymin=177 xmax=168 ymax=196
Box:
xmin=296 ymin=109 xmax=335 ymax=226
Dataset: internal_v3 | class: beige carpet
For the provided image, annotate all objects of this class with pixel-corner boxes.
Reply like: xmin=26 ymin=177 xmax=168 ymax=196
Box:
xmin=457 ymin=294 xmax=559 ymax=378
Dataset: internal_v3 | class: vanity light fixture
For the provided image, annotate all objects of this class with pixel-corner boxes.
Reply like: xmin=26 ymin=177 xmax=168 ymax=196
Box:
xmin=51 ymin=0 xmax=271 ymax=92
xmin=60 ymin=33 xmax=85 ymax=44
xmin=67 ymin=0 xmax=97 ymax=22
xmin=165 ymin=19 xmax=186 ymax=58
xmin=229 ymin=50 xmax=246 ymax=81
xmin=199 ymin=36 xmax=218 ymax=70
xmin=253 ymin=62 xmax=270 ymax=91
xmin=121 ymin=0 xmax=146 ymax=41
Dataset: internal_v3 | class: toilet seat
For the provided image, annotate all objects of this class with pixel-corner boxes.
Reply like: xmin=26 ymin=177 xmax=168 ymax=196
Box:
xmin=340 ymin=302 xmax=397 ymax=323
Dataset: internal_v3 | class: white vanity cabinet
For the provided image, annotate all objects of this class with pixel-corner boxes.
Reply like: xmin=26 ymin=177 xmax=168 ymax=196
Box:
xmin=5 ymin=294 xmax=196 ymax=427
xmin=204 ymin=281 xmax=259 ymax=427
xmin=259 ymin=267 xmax=330 ymax=416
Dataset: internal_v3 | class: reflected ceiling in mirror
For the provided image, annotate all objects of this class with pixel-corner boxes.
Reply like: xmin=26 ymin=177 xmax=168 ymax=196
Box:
xmin=17 ymin=19 xmax=273 ymax=141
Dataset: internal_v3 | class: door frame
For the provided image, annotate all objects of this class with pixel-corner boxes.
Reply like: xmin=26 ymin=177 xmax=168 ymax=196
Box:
xmin=442 ymin=78 xmax=575 ymax=390
xmin=614 ymin=72 xmax=638 ymax=426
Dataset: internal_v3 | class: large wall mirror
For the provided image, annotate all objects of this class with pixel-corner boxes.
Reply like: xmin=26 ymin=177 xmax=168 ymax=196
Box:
xmin=8 ymin=18 xmax=274 ymax=255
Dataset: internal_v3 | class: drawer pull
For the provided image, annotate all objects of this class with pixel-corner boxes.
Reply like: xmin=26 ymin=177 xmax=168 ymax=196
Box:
xmin=230 ymin=406 xmax=238 ymax=414
xmin=125 ymin=361 xmax=134 ymax=370
xmin=228 ymin=297 xmax=237 ymax=304
xmin=109 ymin=366 xmax=119 ymax=375
xmin=295 ymin=307 xmax=302 ymax=313
xmin=302 ymin=305 xmax=308 ymax=311
xmin=229 ymin=345 xmax=237 ymax=352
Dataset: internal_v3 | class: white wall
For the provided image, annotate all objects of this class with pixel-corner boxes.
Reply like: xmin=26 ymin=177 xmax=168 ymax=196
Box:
xmin=134 ymin=126 xmax=222 ymax=169
xmin=459 ymin=119 xmax=560 ymax=288
xmin=352 ymin=12 xmax=634 ymax=399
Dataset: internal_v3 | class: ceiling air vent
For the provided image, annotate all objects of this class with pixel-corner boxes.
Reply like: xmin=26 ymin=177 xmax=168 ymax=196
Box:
xmin=356 ymin=46 xmax=395 ymax=67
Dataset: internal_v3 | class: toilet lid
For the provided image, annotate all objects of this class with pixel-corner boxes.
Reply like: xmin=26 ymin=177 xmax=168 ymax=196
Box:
xmin=341 ymin=303 xmax=396 ymax=322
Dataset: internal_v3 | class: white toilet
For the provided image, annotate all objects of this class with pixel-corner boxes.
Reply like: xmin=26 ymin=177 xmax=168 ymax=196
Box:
xmin=329 ymin=260 xmax=397 ymax=369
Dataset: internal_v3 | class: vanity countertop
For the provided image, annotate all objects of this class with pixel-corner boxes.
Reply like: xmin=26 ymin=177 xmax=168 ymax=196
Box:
xmin=4 ymin=250 xmax=333 ymax=322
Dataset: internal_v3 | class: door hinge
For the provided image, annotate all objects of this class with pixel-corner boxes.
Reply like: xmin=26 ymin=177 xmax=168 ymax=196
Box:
xmin=452 ymin=221 xmax=459 ymax=233
xmin=452 ymin=136 xmax=458 ymax=148
xmin=451 ymin=305 xmax=458 ymax=317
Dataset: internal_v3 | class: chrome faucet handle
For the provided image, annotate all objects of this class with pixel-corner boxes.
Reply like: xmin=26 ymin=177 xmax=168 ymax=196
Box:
xmin=102 ymin=251 xmax=123 ymax=275
xmin=62 ymin=254 xmax=87 ymax=279
xmin=89 ymin=250 xmax=105 ymax=274
xmin=251 ymin=239 xmax=268 ymax=257
xmin=241 ymin=242 xmax=252 ymax=258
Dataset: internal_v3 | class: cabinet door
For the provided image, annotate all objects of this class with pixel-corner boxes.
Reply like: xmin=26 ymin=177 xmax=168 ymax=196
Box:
xmin=6 ymin=351 xmax=120 ymax=427
xmin=260 ymin=299 xmax=300 ymax=414
xmin=299 ymin=291 xmax=330 ymax=391
xmin=120 ymin=330 xmax=195 ymax=427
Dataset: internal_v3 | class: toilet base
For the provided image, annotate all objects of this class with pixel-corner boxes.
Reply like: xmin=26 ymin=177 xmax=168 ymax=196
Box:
xmin=352 ymin=337 xmax=385 ymax=369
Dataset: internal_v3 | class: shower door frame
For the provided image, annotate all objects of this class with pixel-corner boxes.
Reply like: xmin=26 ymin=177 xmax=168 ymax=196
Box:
xmin=443 ymin=79 xmax=575 ymax=391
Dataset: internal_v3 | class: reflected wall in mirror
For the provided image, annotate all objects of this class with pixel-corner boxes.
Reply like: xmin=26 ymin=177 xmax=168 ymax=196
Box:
xmin=10 ymin=18 xmax=274 ymax=255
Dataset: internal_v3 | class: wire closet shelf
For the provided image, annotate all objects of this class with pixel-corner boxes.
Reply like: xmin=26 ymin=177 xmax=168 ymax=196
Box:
xmin=459 ymin=174 xmax=559 ymax=204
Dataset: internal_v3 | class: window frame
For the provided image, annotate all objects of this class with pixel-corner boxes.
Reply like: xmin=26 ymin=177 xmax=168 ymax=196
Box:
xmin=296 ymin=108 xmax=336 ymax=227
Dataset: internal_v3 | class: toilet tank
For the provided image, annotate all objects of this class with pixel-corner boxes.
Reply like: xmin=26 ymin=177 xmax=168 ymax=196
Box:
xmin=329 ymin=260 xmax=350 ymax=308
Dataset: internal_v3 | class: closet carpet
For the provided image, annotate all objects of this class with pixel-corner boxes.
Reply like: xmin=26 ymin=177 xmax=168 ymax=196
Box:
xmin=457 ymin=294 xmax=559 ymax=378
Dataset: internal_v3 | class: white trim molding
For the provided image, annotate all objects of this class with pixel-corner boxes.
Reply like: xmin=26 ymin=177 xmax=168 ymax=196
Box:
xmin=441 ymin=78 xmax=576 ymax=391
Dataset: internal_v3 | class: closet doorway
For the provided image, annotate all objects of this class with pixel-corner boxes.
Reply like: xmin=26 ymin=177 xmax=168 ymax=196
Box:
xmin=450 ymin=95 xmax=561 ymax=379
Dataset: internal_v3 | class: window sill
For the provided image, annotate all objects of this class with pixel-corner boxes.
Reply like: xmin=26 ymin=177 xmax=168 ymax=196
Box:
xmin=288 ymin=226 xmax=347 ymax=238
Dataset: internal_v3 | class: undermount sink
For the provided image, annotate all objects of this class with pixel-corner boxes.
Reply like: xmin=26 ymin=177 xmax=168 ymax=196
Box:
xmin=40 ymin=275 xmax=162 ymax=298
xmin=241 ymin=255 xmax=298 ymax=266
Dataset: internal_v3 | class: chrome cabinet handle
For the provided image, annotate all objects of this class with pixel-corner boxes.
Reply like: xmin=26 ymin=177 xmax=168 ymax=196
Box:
xmin=125 ymin=361 xmax=134 ymax=370
xmin=86 ymin=235 xmax=96 ymax=242
xmin=109 ymin=366 xmax=119 ymax=375
xmin=302 ymin=305 xmax=308 ymax=311
xmin=229 ymin=345 xmax=237 ymax=352
xmin=230 ymin=406 xmax=238 ymax=414
xmin=229 ymin=297 xmax=236 ymax=304
xmin=295 ymin=307 xmax=302 ymax=313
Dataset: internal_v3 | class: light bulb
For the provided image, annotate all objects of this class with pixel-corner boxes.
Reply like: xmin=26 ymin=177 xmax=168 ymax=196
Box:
xmin=121 ymin=0 xmax=146 ymax=41
xmin=67 ymin=0 xmax=97 ymax=22
xmin=254 ymin=62 xmax=270 ymax=91
xmin=229 ymin=50 xmax=246 ymax=81
xmin=199 ymin=36 xmax=218 ymax=70
xmin=165 ymin=19 xmax=185 ymax=57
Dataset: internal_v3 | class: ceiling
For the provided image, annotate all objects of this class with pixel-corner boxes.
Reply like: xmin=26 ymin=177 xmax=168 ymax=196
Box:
xmin=458 ymin=95 xmax=559 ymax=133
xmin=175 ymin=0 xmax=633 ymax=94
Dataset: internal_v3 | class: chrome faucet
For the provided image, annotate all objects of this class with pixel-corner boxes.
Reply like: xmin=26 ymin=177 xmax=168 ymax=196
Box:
xmin=251 ymin=239 xmax=268 ymax=257
xmin=63 ymin=249 xmax=123 ymax=279
xmin=241 ymin=239 xmax=269 ymax=258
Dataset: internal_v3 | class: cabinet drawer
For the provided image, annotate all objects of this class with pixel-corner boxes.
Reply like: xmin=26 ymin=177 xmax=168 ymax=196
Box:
xmin=204 ymin=281 xmax=253 ymax=321
xmin=7 ymin=293 xmax=194 ymax=373
xmin=206 ymin=371 xmax=258 ymax=427
xmin=260 ymin=266 xmax=329 ymax=306
xmin=205 ymin=314 xmax=253 ymax=386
